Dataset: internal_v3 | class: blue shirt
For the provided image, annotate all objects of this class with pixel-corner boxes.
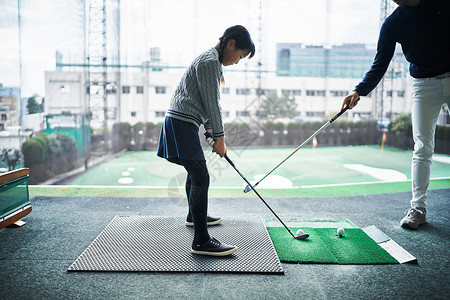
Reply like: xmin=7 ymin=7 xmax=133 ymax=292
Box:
xmin=355 ymin=0 xmax=450 ymax=96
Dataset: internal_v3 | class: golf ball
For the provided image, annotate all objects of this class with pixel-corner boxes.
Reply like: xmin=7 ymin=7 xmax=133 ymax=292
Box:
xmin=296 ymin=229 xmax=304 ymax=236
xmin=337 ymin=228 xmax=345 ymax=237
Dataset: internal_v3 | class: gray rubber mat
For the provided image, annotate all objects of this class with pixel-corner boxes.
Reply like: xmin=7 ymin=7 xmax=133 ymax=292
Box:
xmin=68 ymin=215 xmax=284 ymax=274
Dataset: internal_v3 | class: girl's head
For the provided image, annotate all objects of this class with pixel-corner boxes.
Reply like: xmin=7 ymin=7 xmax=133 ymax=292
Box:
xmin=217 ymin=25 xmax=255 ymax=66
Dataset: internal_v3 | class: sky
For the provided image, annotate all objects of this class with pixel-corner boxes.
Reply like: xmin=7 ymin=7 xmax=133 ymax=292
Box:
xmin=0 ymin=0 xmax=383 ymax=98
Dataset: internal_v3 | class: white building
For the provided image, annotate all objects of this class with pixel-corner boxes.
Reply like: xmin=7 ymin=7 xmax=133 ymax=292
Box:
xmin=44 ymin=67 xmax=411 ymax=130
xmin=44 ymin=43 xmax=416 ymax=132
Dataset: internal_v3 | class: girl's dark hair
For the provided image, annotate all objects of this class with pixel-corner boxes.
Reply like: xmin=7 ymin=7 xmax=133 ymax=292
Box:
xmin=218 ymin=25 xmax=256 ymax=63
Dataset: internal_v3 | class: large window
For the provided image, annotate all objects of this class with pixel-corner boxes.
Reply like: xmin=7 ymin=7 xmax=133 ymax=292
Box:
xmin=155 ymin=86 xmax=166 ymax=94
xmin=60 ymin=85 xmax=71 ymax=93
xmin=236 ymin=88 xmax=251 ymax=96
xmin=330 ymin=90 xmax=349 ymax=97
xmin=282 ymin=89 xmax=301 ymax=96
xmin=236 ymin=111 xmax=250 ymax=117
xmin=306 ymin=90 xmax=326 ymax=96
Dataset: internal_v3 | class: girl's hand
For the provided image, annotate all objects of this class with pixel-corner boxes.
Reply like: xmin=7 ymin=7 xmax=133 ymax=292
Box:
xmin=212 ymin=138 xmax=227 ymax=158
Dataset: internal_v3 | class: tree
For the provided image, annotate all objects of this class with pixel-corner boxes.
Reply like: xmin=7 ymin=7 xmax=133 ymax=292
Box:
xmin=260 ymin=91 xmax=298 ymax=120
xmin=21 ymin=133 xmax=49 ymax=167
xmin=27 ymin=96 xmax=43 ymax=114
xmin=389 ymin=114 xmax=412 ymax=133
xmin=27 ymin=97 xmax=39 ymax=114
xmin=388 ymin=114 xmax=413 ymax=149
xmin=0 ymin=148 xmax=22 ymax=171
xmin=47 ymin=133 xmax=77 ymax=172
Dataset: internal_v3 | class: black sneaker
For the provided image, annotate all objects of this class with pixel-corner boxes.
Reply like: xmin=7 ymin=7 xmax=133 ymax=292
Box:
xmin=185 ymin=215 xmax=223 ymax=227
xmin=191 ymin=237 xmax=238 ymax=256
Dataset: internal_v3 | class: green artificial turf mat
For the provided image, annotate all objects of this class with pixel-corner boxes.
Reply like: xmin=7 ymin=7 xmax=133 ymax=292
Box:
xmin=267 ymin=227 xmax=399 ymax=264
xmin=265 ymin=218 xmax=358 ymax=229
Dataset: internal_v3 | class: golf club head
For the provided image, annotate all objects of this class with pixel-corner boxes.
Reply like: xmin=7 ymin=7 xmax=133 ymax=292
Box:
xmin=294 ymin=233 xmax=309 ymax=240
xmin=243 ymin=184 xmax=252 ymax=193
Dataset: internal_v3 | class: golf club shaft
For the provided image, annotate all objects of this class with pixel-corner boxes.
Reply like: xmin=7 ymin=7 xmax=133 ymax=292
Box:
xmin=224 ymin=154 xmax=296 ymax=238
xmin=244 ymin=104 xmax=353 ymax=193
xmin=244 ymin=121 xmax=331 ymax=192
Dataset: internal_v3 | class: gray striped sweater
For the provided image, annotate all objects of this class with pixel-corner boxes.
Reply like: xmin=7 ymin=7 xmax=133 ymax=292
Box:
xmin=167 ymin=48 xmax=225 ymax=139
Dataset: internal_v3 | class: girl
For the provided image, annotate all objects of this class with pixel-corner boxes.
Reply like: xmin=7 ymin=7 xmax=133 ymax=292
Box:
xmin=157 ymin=25 xmax=255 ymax=256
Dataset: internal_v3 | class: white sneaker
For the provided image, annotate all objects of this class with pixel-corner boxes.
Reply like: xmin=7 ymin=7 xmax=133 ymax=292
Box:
xmin=400 ymin=208 xmax=427 ymax=229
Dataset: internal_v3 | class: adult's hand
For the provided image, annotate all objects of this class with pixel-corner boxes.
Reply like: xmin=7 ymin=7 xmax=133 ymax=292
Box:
xmin=341 ymin=91 xmax=360 ymax=110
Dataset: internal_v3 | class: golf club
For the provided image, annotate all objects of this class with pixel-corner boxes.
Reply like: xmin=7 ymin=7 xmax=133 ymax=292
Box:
xmin=243 ymin=99 xmax=359 ymax=193
xmin=205 ymin=132 xmax=308 ymax=240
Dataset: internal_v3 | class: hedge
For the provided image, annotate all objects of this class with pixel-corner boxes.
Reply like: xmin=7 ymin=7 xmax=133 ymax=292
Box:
xmin=21 ymin=133 xmax=77 ymax=184
xmin=118 ymin=118 xmax=449 ymax=155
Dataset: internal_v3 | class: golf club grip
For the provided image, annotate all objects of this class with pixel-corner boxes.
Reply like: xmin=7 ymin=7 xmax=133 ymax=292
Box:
xmin=331 ymin=97 xmax=360 ymax=123
xmin=330 ymin=106 xmax=348 ymax=123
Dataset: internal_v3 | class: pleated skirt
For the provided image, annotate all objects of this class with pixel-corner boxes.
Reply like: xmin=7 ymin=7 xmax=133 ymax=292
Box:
xmin=157 ymin=116 xmax=205 ymax=163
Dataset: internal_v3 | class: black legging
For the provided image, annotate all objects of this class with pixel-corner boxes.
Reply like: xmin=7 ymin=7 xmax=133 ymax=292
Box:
xmin=180 ymin=159 xmax=210 ymax=244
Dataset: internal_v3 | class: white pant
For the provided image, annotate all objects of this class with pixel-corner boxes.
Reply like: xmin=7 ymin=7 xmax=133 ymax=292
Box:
xmin=410 ymin=74 xmax=450 ymax=209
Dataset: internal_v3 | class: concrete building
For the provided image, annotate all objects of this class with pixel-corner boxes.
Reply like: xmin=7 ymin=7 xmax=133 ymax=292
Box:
xmin=0 ymin=85 xmax=21 ymax=131
xmin=44 ymin=70 xmax=410 ymax=128
xmin=276 ymin=43 xmax=408 ymax=79
xmin=275 ymin=43 xmax=411 ymax=122
xmin=45 ymin=43 xmax=414 ymax=132
xmin=0 ymin=85 xmax=36 ymax=164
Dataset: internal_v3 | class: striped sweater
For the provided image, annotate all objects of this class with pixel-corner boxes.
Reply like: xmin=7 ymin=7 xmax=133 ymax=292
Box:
xmin=167 ymin=47 xmax=225 ymax=139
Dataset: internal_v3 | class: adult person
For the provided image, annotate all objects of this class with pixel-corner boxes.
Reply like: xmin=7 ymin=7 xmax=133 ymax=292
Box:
xmin=342 ymin=0 xmax=450 ymax=229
